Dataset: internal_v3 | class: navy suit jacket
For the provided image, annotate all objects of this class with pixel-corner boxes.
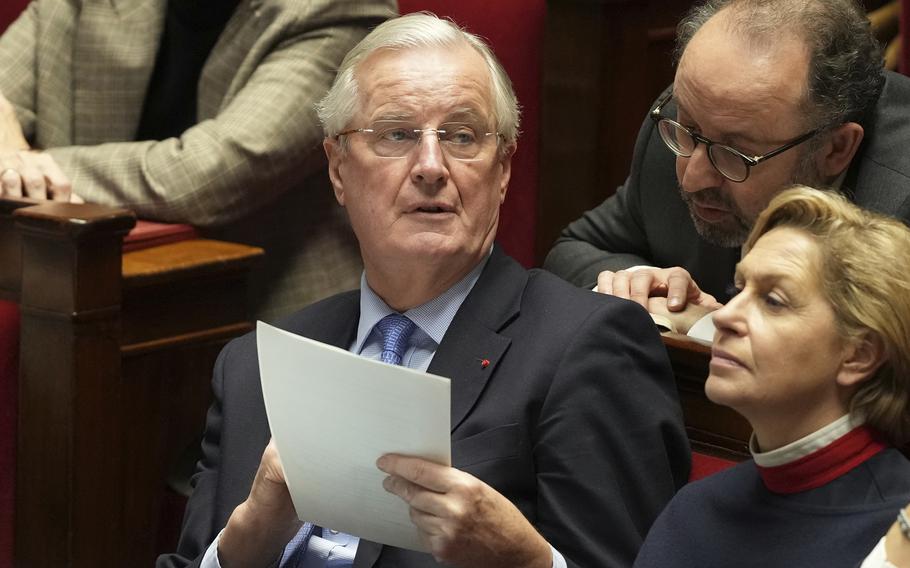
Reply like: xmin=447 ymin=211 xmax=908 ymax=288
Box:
xmin=545 ymin=71 xmax=910 ymax=302
xmin=158 ymin=247 xmax=690 ymax=568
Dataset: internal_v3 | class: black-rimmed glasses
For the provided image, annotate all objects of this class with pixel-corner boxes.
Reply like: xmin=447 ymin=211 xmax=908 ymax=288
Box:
xmin=649 ymin=90 xmax=826 ymax=183
xmin=336 ymin=121 xmax=499 ymax=161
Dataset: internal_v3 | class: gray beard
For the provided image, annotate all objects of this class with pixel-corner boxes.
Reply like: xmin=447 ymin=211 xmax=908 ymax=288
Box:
xmin=678 ymin=185 xmax=752 ymax=247
xmin=680 ymin=155 xmax=826 ymax=248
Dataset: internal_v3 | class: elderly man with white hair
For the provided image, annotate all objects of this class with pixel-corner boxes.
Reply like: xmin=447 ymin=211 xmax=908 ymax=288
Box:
xmin=158 ymin=13 xmax=689 ymax=568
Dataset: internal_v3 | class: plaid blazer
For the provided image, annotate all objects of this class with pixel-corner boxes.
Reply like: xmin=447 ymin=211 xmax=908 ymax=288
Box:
xmin=0 ymin=0 xmax=396 ymax=319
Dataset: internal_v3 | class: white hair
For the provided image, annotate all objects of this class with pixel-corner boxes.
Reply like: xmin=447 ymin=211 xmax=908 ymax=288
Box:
xmin=316 ymin=12 xmax=520 ymax=145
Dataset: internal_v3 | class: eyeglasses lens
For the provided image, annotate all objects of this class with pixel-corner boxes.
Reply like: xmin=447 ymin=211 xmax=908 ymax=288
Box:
xmin=368 ymin=122 xmax=491 ymax=160
xmin=657 ymin=120 xmax=694 ymax=156
xmin=657 ymin=120 xmax=749 ymax=182
xmin=708 ymin=147 xmax=748 ymax=182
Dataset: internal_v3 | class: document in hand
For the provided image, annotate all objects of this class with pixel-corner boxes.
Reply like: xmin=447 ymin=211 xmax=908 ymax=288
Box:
xmin=256 ymin=321 xmax=451 ymax=552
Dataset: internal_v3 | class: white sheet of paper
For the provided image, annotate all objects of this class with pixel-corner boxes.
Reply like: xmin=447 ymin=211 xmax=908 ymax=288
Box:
xmin=256 ymin=321 xmax=451 ymax=552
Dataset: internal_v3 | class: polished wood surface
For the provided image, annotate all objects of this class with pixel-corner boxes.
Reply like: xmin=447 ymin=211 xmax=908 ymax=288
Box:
xmin=538 ymin=0 xmax=693 ymax=263
xmin=2 ymin=197 xmax=263 ymax=566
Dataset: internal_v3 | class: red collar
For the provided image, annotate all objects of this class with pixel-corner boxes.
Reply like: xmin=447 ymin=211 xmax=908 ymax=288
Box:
xmin=755 ymin=426 xmax=888 ymax=494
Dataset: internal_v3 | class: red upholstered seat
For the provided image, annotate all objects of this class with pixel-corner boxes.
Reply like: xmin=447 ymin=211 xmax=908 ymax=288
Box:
xmin=689 ymin=451 xmax=738 ymax=481
xmin=398 ymin=0 xmax=545 ymax=267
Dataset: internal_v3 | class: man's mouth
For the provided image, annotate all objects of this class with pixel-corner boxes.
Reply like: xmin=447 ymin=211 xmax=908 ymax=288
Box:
xmin=678 ymin=186 xmax=751 ymax=246
xmin=690 ymin=201 xmax=730 ymax=222
xmin=680 ymin=186 xmax=735 ymax=221
xmin=411 ymin=203 xmax=454 ymax=214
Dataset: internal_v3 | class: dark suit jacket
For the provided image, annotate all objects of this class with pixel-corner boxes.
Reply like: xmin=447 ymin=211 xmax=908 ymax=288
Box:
xmin=544 ymin=71 xmax=910 ymax=303
xmin=158 ymin=247 xmax=690 ymax=568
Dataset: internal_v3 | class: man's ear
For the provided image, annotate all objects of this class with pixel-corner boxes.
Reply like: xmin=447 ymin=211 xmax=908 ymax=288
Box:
xmin=837 ymin=331 xmax=887 ymax=388
xmin=818 ymin=122 xmax=864 ymax=180
xmin=324 ymin=137 xmax=346 ymax=206
xmin=497 ymin=142 xmax=517 ymax=205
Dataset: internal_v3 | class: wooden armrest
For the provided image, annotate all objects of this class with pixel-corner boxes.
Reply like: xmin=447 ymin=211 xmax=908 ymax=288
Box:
xmin=120 ymin=239 xmax=264 ymax=351
xmin=123 ymin=239 xmax=263 ymax=285
xmin=0 ymin=198 xmax=135 ymax=302
xmin=14 ymin=201 xmax=135 ymax=237
xmin=2 ymin=196 xmax=264 ymax=565
xmin=0 ymin=197 xmax=38 ymax=299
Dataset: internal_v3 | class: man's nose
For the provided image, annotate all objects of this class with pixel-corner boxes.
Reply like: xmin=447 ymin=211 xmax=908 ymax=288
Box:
xmin=679 ymin=144 xmax=724 ymax=193
xmin=410 ymin=131 xmax=448 ymax=188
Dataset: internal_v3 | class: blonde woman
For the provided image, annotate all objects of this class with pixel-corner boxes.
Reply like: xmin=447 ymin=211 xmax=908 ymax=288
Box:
xmin=635 ymin=186 xmax=910 ymax=567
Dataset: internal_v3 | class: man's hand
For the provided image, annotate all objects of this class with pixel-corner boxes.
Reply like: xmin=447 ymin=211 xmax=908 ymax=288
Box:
xmin=596 ymin=266 xmax=719 ymax=313
xmin=0 ymin=92 xmax=77 ymax=202
xmin=0 ymin=92 xmax=29 ymax=152
xmin=378 ymin=454 xmax=552 ymax=568
xmin=647 ymin=296 xmax=721 ymax=335
xmin=219 ymin=439 xmax=302 ymax=568
xmin=0 ymin=150 xmax=73 ymax=201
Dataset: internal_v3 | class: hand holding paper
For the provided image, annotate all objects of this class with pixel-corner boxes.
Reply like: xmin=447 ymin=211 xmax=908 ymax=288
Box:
xmin=219 ymin=440 xmax=303 ymax=567
xmin=219 ymin=322 xmax=551 ymax=567
xmin=377 ymin=454 xmax=552 ymax=568
xmin=256 ymin=321 xmax=451 ymax=552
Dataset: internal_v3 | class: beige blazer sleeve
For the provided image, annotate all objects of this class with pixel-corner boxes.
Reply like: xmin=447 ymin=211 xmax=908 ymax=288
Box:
xmin=0 ymin=0 xmax=395 ymax=227
xmin=0 ymin=0 xmax=39 ymax=138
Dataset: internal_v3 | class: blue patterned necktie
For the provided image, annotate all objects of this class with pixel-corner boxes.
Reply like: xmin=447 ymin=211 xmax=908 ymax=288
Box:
xmin=375 ymin=313 xmax=416 ymax=366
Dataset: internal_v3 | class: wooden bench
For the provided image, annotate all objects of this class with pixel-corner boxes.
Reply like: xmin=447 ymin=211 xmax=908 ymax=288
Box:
xmin=1 ymin=197 xmax=263 ymax=566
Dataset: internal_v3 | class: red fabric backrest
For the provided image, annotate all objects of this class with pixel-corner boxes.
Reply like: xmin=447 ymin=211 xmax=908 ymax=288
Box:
xmin=689 ymin=452 xmax=738 ymax=482
xmin=397 ymin=1 xmax=545 ymax=267
xmin=0 ymin=0 xmax=28 ymax=32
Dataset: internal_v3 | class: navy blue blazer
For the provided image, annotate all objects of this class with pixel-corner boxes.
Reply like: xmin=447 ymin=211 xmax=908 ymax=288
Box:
xmin=158 ymin=246 xmax=690 ymax=568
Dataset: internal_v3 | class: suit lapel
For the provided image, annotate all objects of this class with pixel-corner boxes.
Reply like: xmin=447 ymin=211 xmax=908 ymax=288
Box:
xmin=428 ymin=247 xmax=526 ymax=432
xmin=348 ymin=252 xmax=527 ymax=567
xmin=429 ymin=323 xmax=511 ymax=432
xmin=284 ymin=291 xmax=360 ymax=350
xmin=73 ymin=0 xmax=166 ymax=144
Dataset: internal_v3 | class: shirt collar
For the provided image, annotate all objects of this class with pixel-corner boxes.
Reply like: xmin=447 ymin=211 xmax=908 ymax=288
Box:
xmin=751 ymin=414 xmax=862 ymax=467
xmin=750 ymin=414 xmax=889 ymax=494
xmin=352 ymin=252 xmax=491 ymax=354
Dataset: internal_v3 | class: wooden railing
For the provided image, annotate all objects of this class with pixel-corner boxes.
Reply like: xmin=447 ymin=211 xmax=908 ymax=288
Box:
xmin=1 ymin=197 xmax=263 ymax=567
